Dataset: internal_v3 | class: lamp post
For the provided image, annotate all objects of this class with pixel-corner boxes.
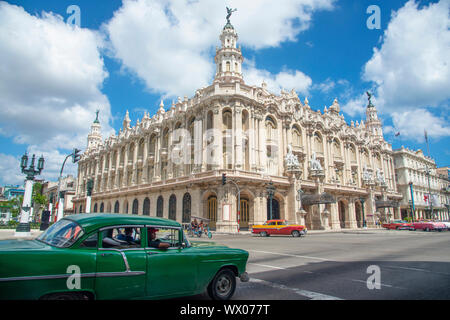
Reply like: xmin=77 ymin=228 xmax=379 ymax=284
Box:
xmin=409 ymin=182 xmax=416 ymax=222
xmin=15 ymin=153 xmax=44 ymax=237
xmin=266 ymin=181 xmax=276 ymax=220
xmin=56 ymin=148 xmax=82 ymax=221
xmin=360 ymin=197 xmax=367 ymax=228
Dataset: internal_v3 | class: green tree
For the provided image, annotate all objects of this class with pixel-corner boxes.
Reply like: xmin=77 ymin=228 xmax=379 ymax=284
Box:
xmin=32 ymin=182 xmax=47 ymax=221
xmin=8 ymin=196 xmax=23 ymax=219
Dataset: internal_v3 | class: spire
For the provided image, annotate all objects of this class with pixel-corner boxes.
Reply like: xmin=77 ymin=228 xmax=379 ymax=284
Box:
xmin=364 ymin=91 xmax=383 ymax=140
xmin=214 ymin=7 xmax=244 ymax=84
xmin=123 ymin=110 xmax=131 ymax=129
xmin=87 ymin=110 xmax=102 ymax=150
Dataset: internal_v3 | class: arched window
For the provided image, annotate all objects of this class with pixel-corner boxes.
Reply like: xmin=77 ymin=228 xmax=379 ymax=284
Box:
xmin=132 ymin=199 xmax=138 ymax=215
xmin=265 ymin=116 xmax=277 ymax=141
xmin=143 ymin=197 xmax=150 ymax=216
xmin=292 ymin=126 xmax=301 ymax=147
xmin=93 ymin=203 xmax=98 ymax=213
xmin=333 ymin=138 xmax=341 ymax=156
xmin=114 ymin=201 xmax=119 ymax=213
xmin=313 ymin=132 xmax=323 ymax=153
xmin=100 ymin=202 xmax=104 ymax=213
xmin=157 ymin=196 xmax=164 ymax=218
xmin=182 ymin=193 xmax=191 ymax=223
xmin=169 ymin=195 xmax=177 ymax=221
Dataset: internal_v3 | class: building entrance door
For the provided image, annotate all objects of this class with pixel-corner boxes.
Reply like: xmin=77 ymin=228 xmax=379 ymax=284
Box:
xmin=267 ymin=198 xmax=280 ymax=220
xmin=239 ymin=198 xmax=249 ymax=230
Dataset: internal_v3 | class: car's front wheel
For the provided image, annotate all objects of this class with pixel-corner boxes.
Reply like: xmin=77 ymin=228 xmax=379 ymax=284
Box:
xmin=291 ymin=230 xmax=300 ymax=237
xmin=207 ymin=269 xmax=236 ymax=300
xmin=260 ymin=231 xmax=268 ymax=237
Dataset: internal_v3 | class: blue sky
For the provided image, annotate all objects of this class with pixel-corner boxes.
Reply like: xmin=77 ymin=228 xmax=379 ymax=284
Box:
xmin=0 ymin=0 xmax=449 ymax=185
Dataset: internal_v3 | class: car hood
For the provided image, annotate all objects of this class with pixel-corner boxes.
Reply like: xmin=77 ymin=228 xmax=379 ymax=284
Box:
xmin=0 ymin=239 xmax=48 ymax=251
xmin=190 ymin=241 xmax=226 ymax=248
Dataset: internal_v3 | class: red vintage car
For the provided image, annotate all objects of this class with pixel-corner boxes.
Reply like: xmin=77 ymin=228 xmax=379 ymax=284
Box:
xmin=251 ymin=219 xmax=307 ymax=237
xmin=412 ymin=220 xmax=446 ymax=232
xmin=382 ymin=220 xmax=414 ymax=230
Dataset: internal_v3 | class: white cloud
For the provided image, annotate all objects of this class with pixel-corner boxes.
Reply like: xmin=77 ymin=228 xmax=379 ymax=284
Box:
xmin=0 ymin=2 xmax=113 ymax=150
xmin=104 ymin=0 xmax=335 ymax=98
xmin=342 ymin=0 xmax=450 ymax=141
xmin=390 ymin=109 xmax=450 ymax=142
xmin=0 ymin=154 xmax=25 ymax=186
xmin=243 ymin=61 xmax=312 ymax=95
xmin=363 ymin=0 xmax=450 ymax=111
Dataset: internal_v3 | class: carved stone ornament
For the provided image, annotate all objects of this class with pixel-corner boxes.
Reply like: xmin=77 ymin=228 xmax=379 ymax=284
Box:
xmin=285 ymin=144 xmax=302 ymax=178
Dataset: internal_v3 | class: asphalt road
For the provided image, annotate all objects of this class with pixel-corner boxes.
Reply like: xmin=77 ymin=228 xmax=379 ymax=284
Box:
xmin=185 ymin=229 xmax=450 ymax=300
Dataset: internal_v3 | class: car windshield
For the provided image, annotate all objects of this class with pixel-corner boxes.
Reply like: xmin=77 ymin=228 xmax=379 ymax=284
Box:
xmin=37 ymin=219 xmax=84 ymax=248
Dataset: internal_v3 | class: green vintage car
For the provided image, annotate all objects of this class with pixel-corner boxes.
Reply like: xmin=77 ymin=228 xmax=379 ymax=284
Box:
xmin=0 ymin=213 xmax=249 ymax=300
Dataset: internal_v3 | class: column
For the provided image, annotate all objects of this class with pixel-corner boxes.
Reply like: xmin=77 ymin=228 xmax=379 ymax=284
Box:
xmin=348 ymin=199 xmax=358 ymax=228
xmin=143 ymin=137 xmax=149 ymax=183
xmin=234 ymin=107 xmax=243 ymax=170
xmin=330 ymin=202 xmax=340 ymax=230
xmin=123 ymin=145 xmax=129 ymax=187
xmin=249 ymin=113 xmax=256 ymax=171
xmin=259 ymin=117 xmax=266 ymax=172
xmin=194 ymin=116 xmax=203 ymax=171
xmin=213 ymin=107 xmax=222 ymax=170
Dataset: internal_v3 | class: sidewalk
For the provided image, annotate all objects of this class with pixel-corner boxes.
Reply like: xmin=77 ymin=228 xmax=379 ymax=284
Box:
xmin=0 ymin=229 xmax=42 ymax=240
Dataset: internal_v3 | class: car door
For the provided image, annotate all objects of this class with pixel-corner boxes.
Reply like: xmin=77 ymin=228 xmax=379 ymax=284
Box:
xmin=276 ymin=221 xmax=288 ymax=235
xmin=145 ymin=226 xmax=198 ymax=298
xmin=95 ymin=226 xmax=147 ymax=300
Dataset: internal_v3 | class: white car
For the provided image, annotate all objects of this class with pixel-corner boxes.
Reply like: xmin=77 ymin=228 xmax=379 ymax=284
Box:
xmin=441 ymin=221 xmax=450 ymax=231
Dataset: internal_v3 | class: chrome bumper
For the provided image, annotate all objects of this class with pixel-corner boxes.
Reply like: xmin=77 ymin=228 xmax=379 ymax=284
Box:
xmin=240 ymin=272 xmax=250 ymax=282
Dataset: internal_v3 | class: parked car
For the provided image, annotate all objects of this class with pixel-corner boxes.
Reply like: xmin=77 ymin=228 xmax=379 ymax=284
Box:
xmin=441 ymin=221 xmax=450 ymax=231
xmin=251 ymin=219 xmax=307 ymax=237
xmin=412 ymin=220 xmax=446 ymax=232
xmin=0 ymin=213 xmax=249 ymax=300
xmin=382 ymin=220 xmax=414 ymax=230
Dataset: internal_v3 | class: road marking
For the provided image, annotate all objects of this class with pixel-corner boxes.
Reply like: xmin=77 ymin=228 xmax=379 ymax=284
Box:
xmin=248 ymin=250 xmax=330 ymax=261
xmin=248 ymin=263 xmax=315 ymax=273
xmin=250 ymin=278 xmax=343 ymax=300
xmin=348 ymin=278 xmax=405 ymax=289
xmin=383 ymin=265 xmax=450 ymax=276
xmin=249 ymin=263 xmax=286 ymax=270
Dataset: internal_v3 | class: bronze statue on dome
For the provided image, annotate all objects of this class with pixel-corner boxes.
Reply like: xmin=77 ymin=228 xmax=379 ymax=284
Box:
xmin=226 ymin=7 xmax=237 ymax=23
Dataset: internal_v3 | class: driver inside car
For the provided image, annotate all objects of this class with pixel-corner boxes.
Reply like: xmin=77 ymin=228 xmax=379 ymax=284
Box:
xmin=147 ymin=228 xmax=170 ymax=249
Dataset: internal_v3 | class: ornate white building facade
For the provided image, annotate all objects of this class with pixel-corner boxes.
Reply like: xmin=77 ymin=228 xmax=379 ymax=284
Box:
xmin=393 ymin=147 xmax=450 ymax=221
xmin=73 ymin=20 xmax=402 ymax=232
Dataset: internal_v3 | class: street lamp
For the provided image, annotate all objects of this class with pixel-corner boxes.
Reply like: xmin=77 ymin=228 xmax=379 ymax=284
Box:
xmin=360 ymin=197 xmax=367 ymax=228
xmin=15 ymin=152 xmax=45 ymax=237
xmin=266 ymin=181 xmax=276 ymax=220
xmin=409 ymin=182 xmax=416 ymax=222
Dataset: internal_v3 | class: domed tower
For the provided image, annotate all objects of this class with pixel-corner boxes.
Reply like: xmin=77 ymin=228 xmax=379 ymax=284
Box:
xmin=365 ymin=91 xmax=383 ymax=140
xmin=87 ymin=110 xmax=102 ymax=151
xmin=214 ymin=7 xmax=244 ymax=84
